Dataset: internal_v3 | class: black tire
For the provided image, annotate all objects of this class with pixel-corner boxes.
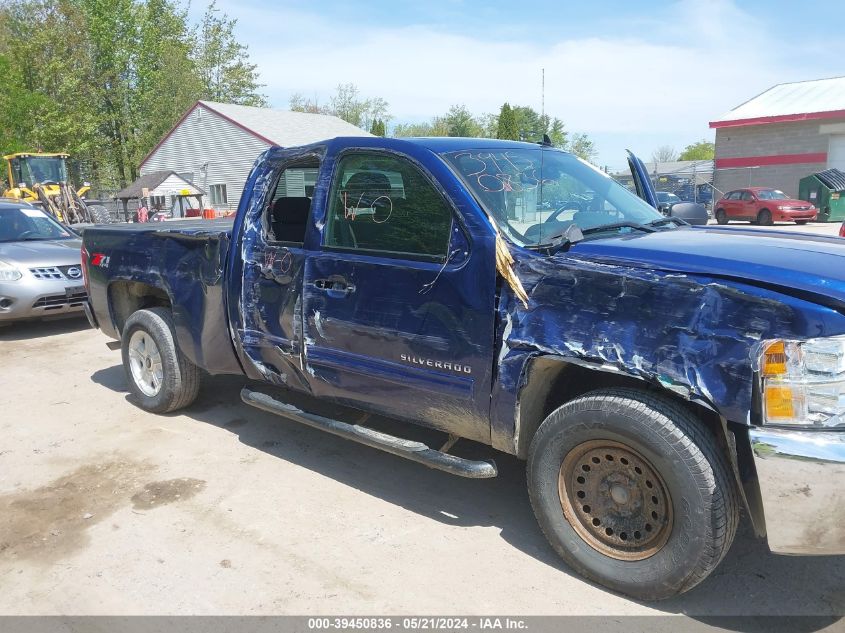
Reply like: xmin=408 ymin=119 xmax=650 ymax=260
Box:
xmin=87 ymin=204 xmax=113 ymax=224
xmin=795 ymin=220 xmax=809 ymax=225
xmin=756 ymin=209 xmax=773 ymax=226
xmin=527 ymin=388 xmax=739 ymax=601
xmin=120 ymin=307 xmax=201 ymax=413
xmin=715 ymin=209 xmax=728 ymax=225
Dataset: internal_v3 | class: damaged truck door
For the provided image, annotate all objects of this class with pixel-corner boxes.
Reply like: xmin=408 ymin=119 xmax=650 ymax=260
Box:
xmin=83 ymin=136 xmax=845 ymax=603
xmin=235 ymin=149 xmax=320 ymax=390
xmin=301 ymin=148 xmax=499 ymax=443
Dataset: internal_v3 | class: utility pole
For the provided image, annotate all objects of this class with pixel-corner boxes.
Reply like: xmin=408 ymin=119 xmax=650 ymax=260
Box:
xmin=541 ymin=68 xmax=545 ymax=121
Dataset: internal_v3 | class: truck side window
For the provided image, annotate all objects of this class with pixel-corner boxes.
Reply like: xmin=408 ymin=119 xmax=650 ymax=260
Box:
xmin=267 ymin=162 xmax=320 ymax=244
xmin=325 ymin=152 xmax=452 ymax=259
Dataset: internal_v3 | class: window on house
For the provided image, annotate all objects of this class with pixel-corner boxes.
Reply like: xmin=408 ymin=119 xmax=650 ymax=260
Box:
xmin=149 ymin=195 xmax=167 ymax=210
xmin=209 ymin=184 xmax=228 ymax=207
xmin=325 ymin=152 xmax=452 ymax=259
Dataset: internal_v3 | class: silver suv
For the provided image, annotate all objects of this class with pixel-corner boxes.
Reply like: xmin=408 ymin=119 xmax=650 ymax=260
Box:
xmin=0 ymin=201 xmax=86 ymax=324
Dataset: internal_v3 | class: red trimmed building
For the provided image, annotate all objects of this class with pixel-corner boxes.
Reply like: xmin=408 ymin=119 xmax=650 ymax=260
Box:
xmin=140 ymin=101 xmax=371 ymax=212
xmin=710 ymin=76 xmax=845 ymax=200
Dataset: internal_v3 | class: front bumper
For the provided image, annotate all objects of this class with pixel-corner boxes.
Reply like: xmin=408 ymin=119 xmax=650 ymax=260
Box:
xmin=775 ymin=210 xmax=817 ymax=221
xmin=0 ymin=278 xmax=87 ymax=322
xmin=750 ymin=427 xmax=845 ymax=555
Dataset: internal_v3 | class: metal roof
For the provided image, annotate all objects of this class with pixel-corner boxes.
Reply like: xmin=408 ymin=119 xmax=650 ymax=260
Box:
xmin=642 ymin=160 xmax=713 ymax=178
xmin=710 ymin=76 xmax=845 ymax=128
xmin=612 ymin=160 xmax=713 ymax=184
xmin=816 ymin=168 xmax=845 ymax=192
xmin=198 ymin=101 xmax=373 ymax=147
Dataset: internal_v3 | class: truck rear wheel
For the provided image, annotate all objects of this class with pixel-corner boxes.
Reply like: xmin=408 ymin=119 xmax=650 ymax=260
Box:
xmin=527 ymin=388 xmax=738 ymax=600
xmin=121 ymin=308 xmax=201 ymax=413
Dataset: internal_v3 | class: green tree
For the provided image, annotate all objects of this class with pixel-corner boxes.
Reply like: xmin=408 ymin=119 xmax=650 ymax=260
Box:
xmin=289 ymin=93 xmax=324 ymax=114
xmin=496 ymin=103 xmax=519 ymax=140
xmin=133 ymin=0 xmax=201 ymax=178
xmin=444 ymin=104 xmax=481 ymax=137
xmin=545 ymin=117 xmax=567 ymax=148
xmin=568 ymin=133 xmax=597 ymax=162
xmin=679 ymin=140 xmax=715 ymax=160
xmin=393 ymin=120 xmax=440 ymax=137
xmin=370 ymin=118 xmax=386 ymax=136
xmin=651 ymin=145 xmax=679 ymax=163
xmin=193 ymin=1 xmax=267 ymax=107
xmin=293 ymin=83 xmax=390 ymax=132
xmin=0 ymin=0 xmax=103 ymax=177
xmin=0 ymin=0 xmax=268 ymax=189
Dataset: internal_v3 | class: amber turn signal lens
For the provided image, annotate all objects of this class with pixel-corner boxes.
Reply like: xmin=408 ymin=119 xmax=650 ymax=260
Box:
xmin=762 ymin=340 xmax=787 ymax=377
xmin=764 ymin=385 xmax=795 ymax=419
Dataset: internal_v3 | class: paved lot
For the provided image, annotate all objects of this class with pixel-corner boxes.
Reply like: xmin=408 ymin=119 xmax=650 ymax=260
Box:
xmin=1 ymin=316 xmax=843 ymax=624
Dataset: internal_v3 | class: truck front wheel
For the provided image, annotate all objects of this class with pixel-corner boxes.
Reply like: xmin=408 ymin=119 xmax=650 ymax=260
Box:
xmin=527 ymin=388 xmax=738 ymax=600
xmin=121 ymin=308 xmax=201 ymax=413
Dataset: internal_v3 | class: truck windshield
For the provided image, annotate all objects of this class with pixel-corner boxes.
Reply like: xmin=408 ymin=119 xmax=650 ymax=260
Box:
xmin=0 ymin=207 xmax=73 ymax=242
xmin=441 ymin=148 xmax=663 ymax=248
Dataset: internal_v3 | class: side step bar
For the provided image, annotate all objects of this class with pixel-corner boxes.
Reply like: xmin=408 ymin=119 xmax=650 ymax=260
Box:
xmin=241 ymin=388 xmax=497 ymax=479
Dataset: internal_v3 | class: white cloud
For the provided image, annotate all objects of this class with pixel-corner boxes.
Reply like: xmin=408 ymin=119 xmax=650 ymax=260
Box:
xmin=217 ymin=0 xmax=840 ymax=163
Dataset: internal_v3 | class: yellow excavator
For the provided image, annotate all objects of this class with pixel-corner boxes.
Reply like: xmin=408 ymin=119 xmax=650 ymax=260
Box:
xmin=3 ymin=152 xmax=112 ymax=224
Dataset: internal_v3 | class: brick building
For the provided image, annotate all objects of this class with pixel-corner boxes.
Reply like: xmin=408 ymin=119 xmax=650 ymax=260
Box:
xmin=710 ymin=76 xmax=845 ymax=199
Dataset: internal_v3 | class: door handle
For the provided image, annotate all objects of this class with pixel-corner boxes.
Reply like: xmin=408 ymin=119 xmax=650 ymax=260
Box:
xmin=313 ymin=278 xmax=356 ymax=296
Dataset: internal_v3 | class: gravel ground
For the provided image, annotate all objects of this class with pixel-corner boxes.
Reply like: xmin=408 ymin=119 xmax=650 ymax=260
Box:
xmin=0 ymin=223 xmax=843 ymax=625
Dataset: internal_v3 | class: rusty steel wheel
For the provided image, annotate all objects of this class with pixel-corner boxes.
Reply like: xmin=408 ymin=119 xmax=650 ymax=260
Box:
xmin=528 ymin=388 xmax=740 ymax=600
xmin=558 ymin=440 xmax=673 ymax=561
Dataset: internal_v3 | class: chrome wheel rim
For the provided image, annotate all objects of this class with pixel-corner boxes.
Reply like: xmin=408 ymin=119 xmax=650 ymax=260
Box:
xmin=559 ymin=439 xmax=673 ymax=561
xmin=127 ymin=330 xmax=163 ymax=397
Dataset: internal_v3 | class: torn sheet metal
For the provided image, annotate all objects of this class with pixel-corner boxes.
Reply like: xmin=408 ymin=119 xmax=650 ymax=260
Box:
xmin=226 ymin=147 xmax=322 ymax=390
xmin=495 ymin=232 xmax=529 ymax=308
xmin=490 ymin=248 xmax=845 ymax=453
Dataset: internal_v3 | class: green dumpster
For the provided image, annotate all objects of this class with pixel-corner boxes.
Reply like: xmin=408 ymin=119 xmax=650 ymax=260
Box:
xmin=799 ymin=168 xmax=845 ymax=222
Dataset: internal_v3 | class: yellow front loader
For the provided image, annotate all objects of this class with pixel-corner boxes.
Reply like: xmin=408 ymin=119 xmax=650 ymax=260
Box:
xmin=3 ymin=152 xmax=112 ymax=224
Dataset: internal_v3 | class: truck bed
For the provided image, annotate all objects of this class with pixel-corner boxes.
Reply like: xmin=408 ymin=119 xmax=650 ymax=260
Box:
xmin=82 ymin=216 xmax=243 ymax=377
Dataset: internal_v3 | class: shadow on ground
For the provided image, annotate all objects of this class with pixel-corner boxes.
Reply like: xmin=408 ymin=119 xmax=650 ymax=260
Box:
xmin=0 ymin=315 xmax=90 ymax=341
xmin=90 ymin=366 xmax=845 ymax=627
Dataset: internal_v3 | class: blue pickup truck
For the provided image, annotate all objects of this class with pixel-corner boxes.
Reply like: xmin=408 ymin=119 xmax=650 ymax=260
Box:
xmin=82 ymin=137 xmax=845 ymax=600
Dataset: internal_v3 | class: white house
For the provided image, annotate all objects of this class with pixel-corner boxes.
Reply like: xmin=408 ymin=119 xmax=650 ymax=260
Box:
xmin=139 ymin=100 xmax=372 ymax=212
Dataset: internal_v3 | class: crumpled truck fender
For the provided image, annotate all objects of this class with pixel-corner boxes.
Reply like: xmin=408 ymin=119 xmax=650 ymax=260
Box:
xmin=490 ymin=252 xmax=845 ymax=454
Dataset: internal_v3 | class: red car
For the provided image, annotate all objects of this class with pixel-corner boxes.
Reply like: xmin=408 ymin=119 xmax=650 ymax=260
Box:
xmin=714 ymin=187 xmax=817 ymax=225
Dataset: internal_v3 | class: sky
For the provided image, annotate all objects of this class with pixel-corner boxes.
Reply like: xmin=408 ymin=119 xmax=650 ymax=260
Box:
xmin=197 ymin=0 xmax=844 ymax=171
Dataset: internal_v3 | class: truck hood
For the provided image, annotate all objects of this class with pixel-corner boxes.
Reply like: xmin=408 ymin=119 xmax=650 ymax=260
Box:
xmin=0 ymin=239 xmax=83 ymax=266
xmin=565 ymin=226 xmax=845 ymax=308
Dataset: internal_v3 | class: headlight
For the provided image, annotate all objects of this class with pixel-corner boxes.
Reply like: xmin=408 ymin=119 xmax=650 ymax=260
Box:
xmin=0 ymin=260 xmax=22 ymax=281
xmin=757 ymin=336 xmax=845 ymax=427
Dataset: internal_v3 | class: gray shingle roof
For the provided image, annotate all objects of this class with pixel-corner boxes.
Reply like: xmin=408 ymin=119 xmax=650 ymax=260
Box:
xmin=200 ymin=101 xmax=373 ymax=147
